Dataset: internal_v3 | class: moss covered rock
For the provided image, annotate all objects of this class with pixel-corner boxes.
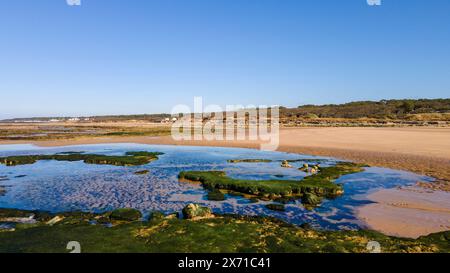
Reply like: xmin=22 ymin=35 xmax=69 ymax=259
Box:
xmin=302 ymin=193 xmax=323 ymax=206
xmin=109 ymin=208 xmax=142 ymax=221
xmin=207 ymin=189 xmax=226 ymax=201
xmin=265 ymin=204 xmax=286 ymax=211
xmin=182 ymin=204 xmax=213 ymax=220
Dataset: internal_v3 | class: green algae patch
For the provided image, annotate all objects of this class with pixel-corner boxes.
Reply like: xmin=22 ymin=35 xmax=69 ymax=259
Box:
xmin=207 ymin=189 xmax=226 ymax=201
xmin=0 ymin=151 xmax=164 ymax=167
xmin=178 ymin=163 xmax=365 ymax=204
xmin=227 ymin=159 xmax=273 ymax=163
xmin=0 ymin=207 xmax=449 ymax=253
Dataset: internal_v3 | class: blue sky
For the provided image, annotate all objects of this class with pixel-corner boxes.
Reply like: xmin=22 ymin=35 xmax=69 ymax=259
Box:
xmin=1 ymin=0 xmax=449 ymax=119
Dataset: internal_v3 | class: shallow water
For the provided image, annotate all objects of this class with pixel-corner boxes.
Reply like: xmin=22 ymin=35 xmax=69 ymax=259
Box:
xmin=0 ymin=143 xmax=433 ymax=231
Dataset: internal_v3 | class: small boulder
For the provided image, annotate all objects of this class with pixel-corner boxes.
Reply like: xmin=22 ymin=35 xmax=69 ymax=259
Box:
xmin=134 ymin=170 xmax=149 ymax=175
xmin=165 ymin=212 xmax=179 ymax=220
xmin=281 ymin=160 xmax=293 ymax=168
xmin=302 ymin=193 xmax=323 ymax=206
xmin=149 ymin=211 xmax=165 ymax=220
xmin=265 ymin=203 xmax=286 ymax=211
xmin=109 ymin=208 xmax=142 ymax=221
xmin=46 ymin=215 xmax=64 ymax=226
xmin=182 ymin=203 xmax=213 ymax=220
xmin=207 ymin=189 xmax=226 ymax=201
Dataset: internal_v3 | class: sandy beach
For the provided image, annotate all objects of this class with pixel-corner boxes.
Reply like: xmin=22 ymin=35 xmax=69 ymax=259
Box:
xmin=1 ymin=126 xmax=450 ymax=238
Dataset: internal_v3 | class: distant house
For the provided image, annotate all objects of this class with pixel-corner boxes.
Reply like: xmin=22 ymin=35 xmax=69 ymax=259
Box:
xmin=161 ymin=117 xmax=177 ymax=124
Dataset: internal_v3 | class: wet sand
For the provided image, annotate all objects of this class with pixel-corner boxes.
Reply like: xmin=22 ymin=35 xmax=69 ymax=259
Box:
xmin=1 ymin=126 xmax=450 ymax=238
xmin=357 ymin=187 xmax=450 ymax=238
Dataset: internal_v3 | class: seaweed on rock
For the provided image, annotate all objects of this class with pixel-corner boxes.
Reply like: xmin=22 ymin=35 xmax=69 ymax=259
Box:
xmin=0 ymin=151 xmax=164 ymax=167
xmin=178 ymin=162 xmax=365 ymax=205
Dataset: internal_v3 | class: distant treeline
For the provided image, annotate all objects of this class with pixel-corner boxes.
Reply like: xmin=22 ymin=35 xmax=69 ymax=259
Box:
xmin=282 ymin=99 xmax=450 ymax=119
xmin=2 ymin=99 xmax=450 ymax=122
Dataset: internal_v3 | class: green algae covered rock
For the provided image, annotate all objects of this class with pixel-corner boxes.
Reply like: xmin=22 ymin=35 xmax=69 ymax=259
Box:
xmin=109 ymin=208 xmax=142 ymax=221
xmin=265 ymin=204 xmax=286 ymax=211
xmin=302 ymin=193 xmax=323 ymax=206
xmin=0 ymin=151 xmax=164 ymax=167
xmin=182 ymin=204 xmax=213 ymax=220
xmin=207 ymin=189 xmax=226 ymax=201
xmin=134 ymin=170 xmax=150 ymax=175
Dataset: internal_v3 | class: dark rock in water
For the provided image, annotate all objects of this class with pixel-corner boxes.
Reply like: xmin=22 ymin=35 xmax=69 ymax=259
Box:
xmin=274 ymin=196 xmax=296 ymax=204
xmin=207 ymin=189 xmax=226 ymax=201
xmin=227 ymin=159 xmax=272 ymax=163
xmin=249 ymin=197 xmax=259 ymax=203
xmin=302 ymin=193 xmax=323 ymax=206
xmin=300 ymin=223 xmax=313 ymax=230
xmin=149 ymin=211 xmax=165 ymax=220
xmin=265 ymin=204 xmax=286 ymax=212
xmin=134 ymin=170 xmax=149 ymax=175
xmin=228 ymin=192 xmax=244 ymax=197
xmin=14 ymin=175 xmax=27 ymax=178
xmin=109 ymin=208 xmax=142 ymax=221
xmin=182 ymin=203 xmax=213 ymax=220
xmin=0 ymin=186 xmax=6 ymax=197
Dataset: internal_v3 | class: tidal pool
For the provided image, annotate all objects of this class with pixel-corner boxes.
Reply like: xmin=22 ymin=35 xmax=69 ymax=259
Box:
xmin=0 ymin=143 xmax=433 ymax=231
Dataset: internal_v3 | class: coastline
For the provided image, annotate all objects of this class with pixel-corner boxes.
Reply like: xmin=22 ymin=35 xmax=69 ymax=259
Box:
xmin=1 ymin=126 xmax=450 ymax=238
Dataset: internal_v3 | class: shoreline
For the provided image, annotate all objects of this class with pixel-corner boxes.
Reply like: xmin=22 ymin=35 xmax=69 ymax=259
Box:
xmin=1 ymin=127 xmax=450 ymax=238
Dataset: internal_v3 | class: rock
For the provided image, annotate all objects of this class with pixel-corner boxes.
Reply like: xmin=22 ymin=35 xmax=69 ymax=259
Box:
xmin=302 ymin=193 xmax=323 ymax=206
xmin=149 ymin=211 xmax=165 ymax=220
xmin=207 ymin=189 xmax=226 ymax=201
xmin=298 ymin=163 xmax=310 ymax=172
xmin=265 ymin=203 xmax=286 ymax=211
xmin=300 ymin=223 xmax=313 ymax=230
xmin=134 ymin=170 xmax=149 ymax=175
xmin=109 ymin=208 xmax=142 ymax=221
xmin=182 ymin=203 xmax=214 ymax=220
xmin=281 ymin=160 xmax=293 ymax=168
xmin=1 ymin=215 xmax=36 ymax=224
xmin=165 ymin=212 xmax=179 ymax=220
xmin=46 ymin=215 xmax=64 ymax=226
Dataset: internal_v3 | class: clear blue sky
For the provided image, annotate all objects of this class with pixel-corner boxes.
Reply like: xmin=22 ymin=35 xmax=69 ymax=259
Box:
xmin=1 ymin=0 xmax=449 ymax=119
